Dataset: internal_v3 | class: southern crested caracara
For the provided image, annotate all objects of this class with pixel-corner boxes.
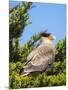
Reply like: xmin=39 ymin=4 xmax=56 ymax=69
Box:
xmin=21 ymin=31 xmax=56 ymax=76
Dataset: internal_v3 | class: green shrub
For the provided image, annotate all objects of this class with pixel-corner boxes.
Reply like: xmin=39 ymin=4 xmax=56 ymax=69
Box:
xmin=9 ymin=38 xmax=66 ymax=88
xmin=9 ymin=72 xmax=21 ymax=89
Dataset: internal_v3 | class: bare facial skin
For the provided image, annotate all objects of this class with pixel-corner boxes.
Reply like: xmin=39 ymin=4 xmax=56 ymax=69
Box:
xmin=48 ymin=34 xmax=56 ymax=40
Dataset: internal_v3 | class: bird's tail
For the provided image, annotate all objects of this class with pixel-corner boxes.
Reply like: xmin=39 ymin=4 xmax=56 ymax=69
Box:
xmin=19 ymin=68 xmax=29 ymax=76
xmin=21 ymin=71 xmax=29 ymax=76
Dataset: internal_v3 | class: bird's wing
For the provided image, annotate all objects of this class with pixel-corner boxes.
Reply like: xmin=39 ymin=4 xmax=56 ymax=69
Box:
xmin=24 ymin=48 xmax=37 ymax=66
xmin=27 ymin=48 xmax=37 ymax=61
xmin=30 ymin=44 xmax=55 ymax=66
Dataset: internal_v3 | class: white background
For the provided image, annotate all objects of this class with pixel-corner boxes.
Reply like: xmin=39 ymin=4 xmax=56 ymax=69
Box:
xmin=0 ymin=0 xmax=68 ymax=90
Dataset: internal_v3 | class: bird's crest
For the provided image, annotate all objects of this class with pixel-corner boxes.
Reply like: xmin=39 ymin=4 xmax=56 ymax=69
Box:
xmin=40 ymin=29 xmax=51 ymax=37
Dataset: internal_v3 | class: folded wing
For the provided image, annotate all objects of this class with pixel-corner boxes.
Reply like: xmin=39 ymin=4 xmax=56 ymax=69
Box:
xmin=23 ymin=44 xmax=55 ymax=72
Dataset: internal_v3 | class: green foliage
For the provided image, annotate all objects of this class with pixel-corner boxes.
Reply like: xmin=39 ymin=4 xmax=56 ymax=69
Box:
xmin=55 ymin=39 xmax=66 ymax=61
xmin=9 ymin=2 xmax=32 ymax=62
xmin=9 ymin=67 xmax=66 ymax=89
xmin=9 ymin=2 xmax=32 ymax=39
xmin=9 ymin=72 xmax=21 ymax=89
xmin=9 ymin=39 xmax=66 ymax=89
xmin=9 ymin=1 xmax=66 ymax=89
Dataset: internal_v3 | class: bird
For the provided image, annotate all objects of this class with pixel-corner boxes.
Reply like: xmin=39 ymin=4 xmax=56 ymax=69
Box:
xmin=21 ymin=31 xmax=56 ymax=76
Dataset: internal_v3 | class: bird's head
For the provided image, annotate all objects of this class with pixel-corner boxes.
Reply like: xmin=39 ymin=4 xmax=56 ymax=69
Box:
xmin=41 ymin=30 xmax=56 ymax=41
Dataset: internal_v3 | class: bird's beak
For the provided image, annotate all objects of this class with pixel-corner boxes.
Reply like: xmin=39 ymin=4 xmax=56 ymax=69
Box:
xmin=48 ymin=34 xmax=56 ymax=40
xmin=53 ymin=36 xmax=56 ymax=40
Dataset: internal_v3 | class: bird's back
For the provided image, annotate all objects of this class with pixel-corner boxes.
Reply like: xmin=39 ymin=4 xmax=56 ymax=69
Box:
xmin=21 ymin=38 xmax=55 ymax=76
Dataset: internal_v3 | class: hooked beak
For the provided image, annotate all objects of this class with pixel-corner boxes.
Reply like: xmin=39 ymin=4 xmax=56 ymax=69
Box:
xmin=48 ymin=34 xmax=56 ymax=40
xmin=53 ymin=36 xmax=56 ymax=40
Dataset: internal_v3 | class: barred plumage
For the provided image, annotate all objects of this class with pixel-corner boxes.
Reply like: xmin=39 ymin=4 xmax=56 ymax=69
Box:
xmin=21 ymin=32 xmax=56 ymax=76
